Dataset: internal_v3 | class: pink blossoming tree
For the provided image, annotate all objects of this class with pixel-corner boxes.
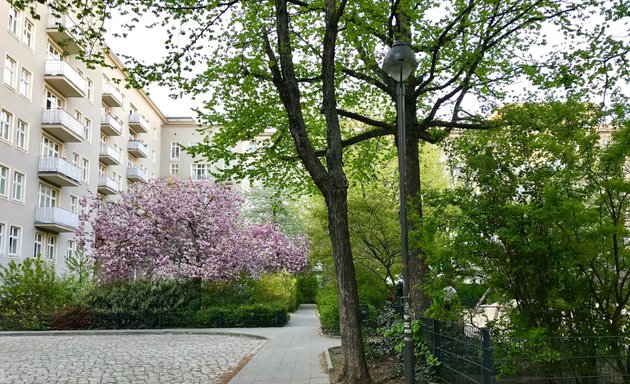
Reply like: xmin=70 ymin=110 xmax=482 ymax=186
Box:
xmin=77 ymin=179 xmax=308 ymax=281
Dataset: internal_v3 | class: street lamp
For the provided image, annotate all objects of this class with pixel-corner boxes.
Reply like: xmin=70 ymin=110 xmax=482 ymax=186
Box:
xmin=382 ymin=40 xmax=418 ymax=384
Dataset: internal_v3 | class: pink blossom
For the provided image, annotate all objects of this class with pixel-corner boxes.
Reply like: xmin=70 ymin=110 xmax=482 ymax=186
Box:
xmin=78 ymin=179 xmax=308 ymax=281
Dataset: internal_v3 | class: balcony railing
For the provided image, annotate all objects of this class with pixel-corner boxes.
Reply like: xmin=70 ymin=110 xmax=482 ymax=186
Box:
xmin=38 ymin=156 xmax=81 ymax=186
xmin=44 ymin=60 xmax=87 ymax=97
xmin=128 ymin=113 xmax=150 ymax=133
xmin=41 ymin=108 xmax=85 ymax=142
xmin=126 ymin=166 xmax=148 ymax=183
xmin=101 ymin=113 xmax=123 ymax=136
xmin=98 ymin=176 xmax=120 ymax=195
xmin=99 ymin=145 xmax=121 ymax=165
xmin=102 ymin=83 xmax=124 ymax=108
xmin=46 ymin=14 xmax=82 ymax=54
xmin=35 ymin=207 xmax=79 ymax=232
xmin=127 ymin=140 xmax=148 ymax=158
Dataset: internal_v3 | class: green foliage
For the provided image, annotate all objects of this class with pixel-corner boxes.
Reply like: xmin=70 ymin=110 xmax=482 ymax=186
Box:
xmin=51 ymin=305 xmax=96 ymax=330
xmin=365 ymin=303 xmax=440 ymax=382
xmin=297 ymin=273 xmax=319 ymax=304
xmin=316 ymin=284 xmax=340 ymax=334
xmin=248 ymin=273 xmax=299 ymax=312
xmin=0 ymin=258 xmax=78 ymax=330
xmin=194 ymin=304 xmax=288 ymax=328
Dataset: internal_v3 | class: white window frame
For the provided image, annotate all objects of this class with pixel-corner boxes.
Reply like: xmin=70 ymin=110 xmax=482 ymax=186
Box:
xmin=45 ymin=235 xmax=57 ymax=261
xmin=66 ymin=240 xmax=76 ymax=261
xmin=12 ymin=171 xmax=25 ymax=202
xmin=22 ymin=18 xmax=34 ymax=49
xmin=86 ymin=77 xmax=93 ymax=101
xmin=0 ymin=165 xmax=8 ymax=198
xmin=70 ymin=195 xmax=79 ymax=213
xmin=170 ymin=142 xmax=180 ymax=159
xmin=0 ymin=222 xmax=5 ymax=256
xmin=15 ymin=119 xmax=27 ymax=150
xmin=8 ymin=225 xmax=21 ymax=258
xmin=82 ymin=158 xmax=90 ymax=182
xmin=191 ymin=163 xmax=211 ymax=181
xmin=8 ymin=7 xmax=19 ymax=35
xmin=47 ymin=41 xmax=62 ymax=61
xmin=0 ymin=109 xmax=12 ymax=142
xmin=19 ymin=67 xmax=32 ymax=99
xmin=33 ymin=232 xmax=44 ymax=258
xmin=3 ymin=56 xmax=17 ymax=89
xmin=38 ymin=183 xmax=58 ymax=208
xmin=170 ymin=163 xmax=179 ymax=176
xmin=44 ymin=88 xmax=64 ymax=110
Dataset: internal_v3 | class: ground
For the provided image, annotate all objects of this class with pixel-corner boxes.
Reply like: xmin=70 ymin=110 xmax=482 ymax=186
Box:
xmin=328 ymin=346 xmax=404 ymax=384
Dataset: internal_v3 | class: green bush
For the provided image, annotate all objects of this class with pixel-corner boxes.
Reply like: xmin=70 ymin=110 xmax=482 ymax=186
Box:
xmin=194 ymin=304 xmax=288 ymax=327
xmin=52 ymin=305 xmax=96 ymax=330
xmin=0 ymin=258 xmax=76 ymax=330
xmin=316 ymin=286 xmax=340 ymax=334
xmin=297 ymin=273 xmax=318 ymax=303
xmin=249 ymin=273 xmax=299 ymax=312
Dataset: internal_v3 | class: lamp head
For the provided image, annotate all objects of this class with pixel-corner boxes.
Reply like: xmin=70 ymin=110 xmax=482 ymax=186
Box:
xmin=382 ymin=40 xmax=418 ymax=82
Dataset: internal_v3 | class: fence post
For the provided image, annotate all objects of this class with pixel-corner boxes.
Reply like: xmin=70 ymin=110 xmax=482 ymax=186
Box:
xmin=433 ymin=318 xmax=441 ymax=360
xmin=481 ymin=328 xmax=494 ymax=384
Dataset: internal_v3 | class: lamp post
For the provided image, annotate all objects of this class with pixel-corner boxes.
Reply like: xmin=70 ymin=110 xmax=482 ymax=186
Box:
xmin=382 ymin=40 xmax=418 ymax=384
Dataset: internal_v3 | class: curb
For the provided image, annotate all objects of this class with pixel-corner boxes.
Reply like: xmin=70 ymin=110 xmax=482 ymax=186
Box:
xmin=0 ymin=328 xmax=267 ymax=340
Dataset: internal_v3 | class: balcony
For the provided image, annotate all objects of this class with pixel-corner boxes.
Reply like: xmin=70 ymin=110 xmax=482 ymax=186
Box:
xmin=126 ymin=166 xmax=148 ymax=183
xmin=44 ymin=60 xmax=87 ymax=97
xmin=128 ymin=113 xmax=150 ymax=133
xmin=98 ymin=176 xmax=120 ymax=195
xmin=101 ymin=113 xmax=123 ymax=136
xmin=35 ymin=207 xmax=78 ymax=232
xmin=127 ymin=140 xmax=148 ymax=158
xmin=99 ymin=145 xmax=121 ymax=165
xmin=102 ymin=83 xmax=123 ymax=108
xmin=41 ymin=109 xmax=85 ymax=142
xmin=46 ymin=14 xmax=82 ymax=54
xmin=38 ymin=157 xmax=81 ymax=186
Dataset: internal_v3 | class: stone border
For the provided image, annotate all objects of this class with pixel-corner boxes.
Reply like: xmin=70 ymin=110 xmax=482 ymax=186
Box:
xmin=0 ymin=328 xmax=268 ymax=340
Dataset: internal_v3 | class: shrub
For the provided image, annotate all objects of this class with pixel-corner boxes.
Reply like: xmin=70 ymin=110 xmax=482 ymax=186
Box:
xmin=316 ymin=286 xmax=340 ymax=334
xmin=297 ymin=273 xmax=318 ymax=304
xmin=194 ymin=304 xmax=288 ymax=327
xmin=0 ymin=258 xmax=75 ymax=330
xmin=249 ymin=273 xmax=299 ymax=312
xmin=52 ymin=305 xmax=96 ymax=330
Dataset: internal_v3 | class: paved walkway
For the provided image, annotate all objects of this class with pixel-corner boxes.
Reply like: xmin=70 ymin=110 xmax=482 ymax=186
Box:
xmin=0 ymin=304 xmax=340 ymax=384
xmin=223 ymin=304 xmax=340 ymax=384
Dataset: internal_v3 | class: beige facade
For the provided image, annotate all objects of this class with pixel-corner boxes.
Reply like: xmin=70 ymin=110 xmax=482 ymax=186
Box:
xmin=0 ymin=1 xmax=211 ymax=274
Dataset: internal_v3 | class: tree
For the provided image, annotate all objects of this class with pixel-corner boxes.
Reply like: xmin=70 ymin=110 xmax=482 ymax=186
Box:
xmin=77 ymin=179 xmax=308 ymax=282
xmin=14 ymin=0 xmax=627 ymax=380
xmin=431 ymin=101 xmax=630 ymax=338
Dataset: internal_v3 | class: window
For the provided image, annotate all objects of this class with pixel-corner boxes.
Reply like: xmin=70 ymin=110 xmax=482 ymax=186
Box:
xmin=82 ymin=158 xmax=89 ymax=182
xmin=3 ymin=56 xmax=16 ymax=88
xmin=83 ymin=117 xmax=92 ymax=142
xmin=47 ymin=42 xmax=61 ymax=61
xmin=170 ymin=163 xmax=179 ymax=176
xmin=8 ymin=226 xmax=21 ymax=257
xmin=8 ymin=7 xmax=19 ymax=35
xmin=66 ymin=240 xmax=76 ymax=261
xmin=44 ymin=89 xmax=63 ymax=109
xmin=70 ymin=195 xmax=79 ymax=213
xmin=0 ymin=110 xmax=12 ymax=141
xmin=86 ymin=78 xmax=93 ymax=100
xmin=191 ymin=163 xmax=211 ymax=181
xmin=38 ymin=184 xmax=58 ymax=207
xmin=12 ymin=171 xmax=24 ymax=201
xmin=22 ymin=19 xmax=34 ymax=48
xmin=15 ymin=120 xmax=27 ymax=150
xmin=170 ymin=142 xmax=180 ymax=159
xmin=98 ymin=163 xmax=105 ymax=178
xmin=0 ymin=223 xmax=5 ymax=255
xmin=72 ymin=152 xmax=80 ymax=167
xmin=45 ymin=235 xmax=57 ymax=261
xmin=0 ymin=165 xmax=7 ymax=197
xmin=33 ymin=232 xmax=43 ymax=258
xmin=19 ymin=68 xmax=31 ymax=98
xmin=41 ymin=136 xmax=61 ymax=157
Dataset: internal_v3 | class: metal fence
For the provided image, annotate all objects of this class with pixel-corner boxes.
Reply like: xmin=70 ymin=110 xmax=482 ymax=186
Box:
xmin=419 ymin=317 xmax=630 ymax=384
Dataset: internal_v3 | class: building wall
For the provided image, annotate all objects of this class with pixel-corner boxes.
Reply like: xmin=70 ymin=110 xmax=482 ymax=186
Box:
xmin=0 ymin=1 xmax=168 ymax=274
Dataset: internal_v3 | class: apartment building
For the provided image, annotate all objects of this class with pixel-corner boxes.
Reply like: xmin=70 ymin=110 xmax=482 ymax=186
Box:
xmin=0 ymin=1 xmax=176 ymax=274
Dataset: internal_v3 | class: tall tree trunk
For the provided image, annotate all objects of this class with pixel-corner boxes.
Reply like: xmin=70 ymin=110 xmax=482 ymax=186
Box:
xmin=325 ymin=187 xmax=372 ymax=384
xmin=405 ymin=94 xmax=432 ymax=316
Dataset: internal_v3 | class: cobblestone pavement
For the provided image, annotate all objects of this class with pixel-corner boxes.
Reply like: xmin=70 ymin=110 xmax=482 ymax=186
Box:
xmin=0 ymin=333 xmax=266 ymax=384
